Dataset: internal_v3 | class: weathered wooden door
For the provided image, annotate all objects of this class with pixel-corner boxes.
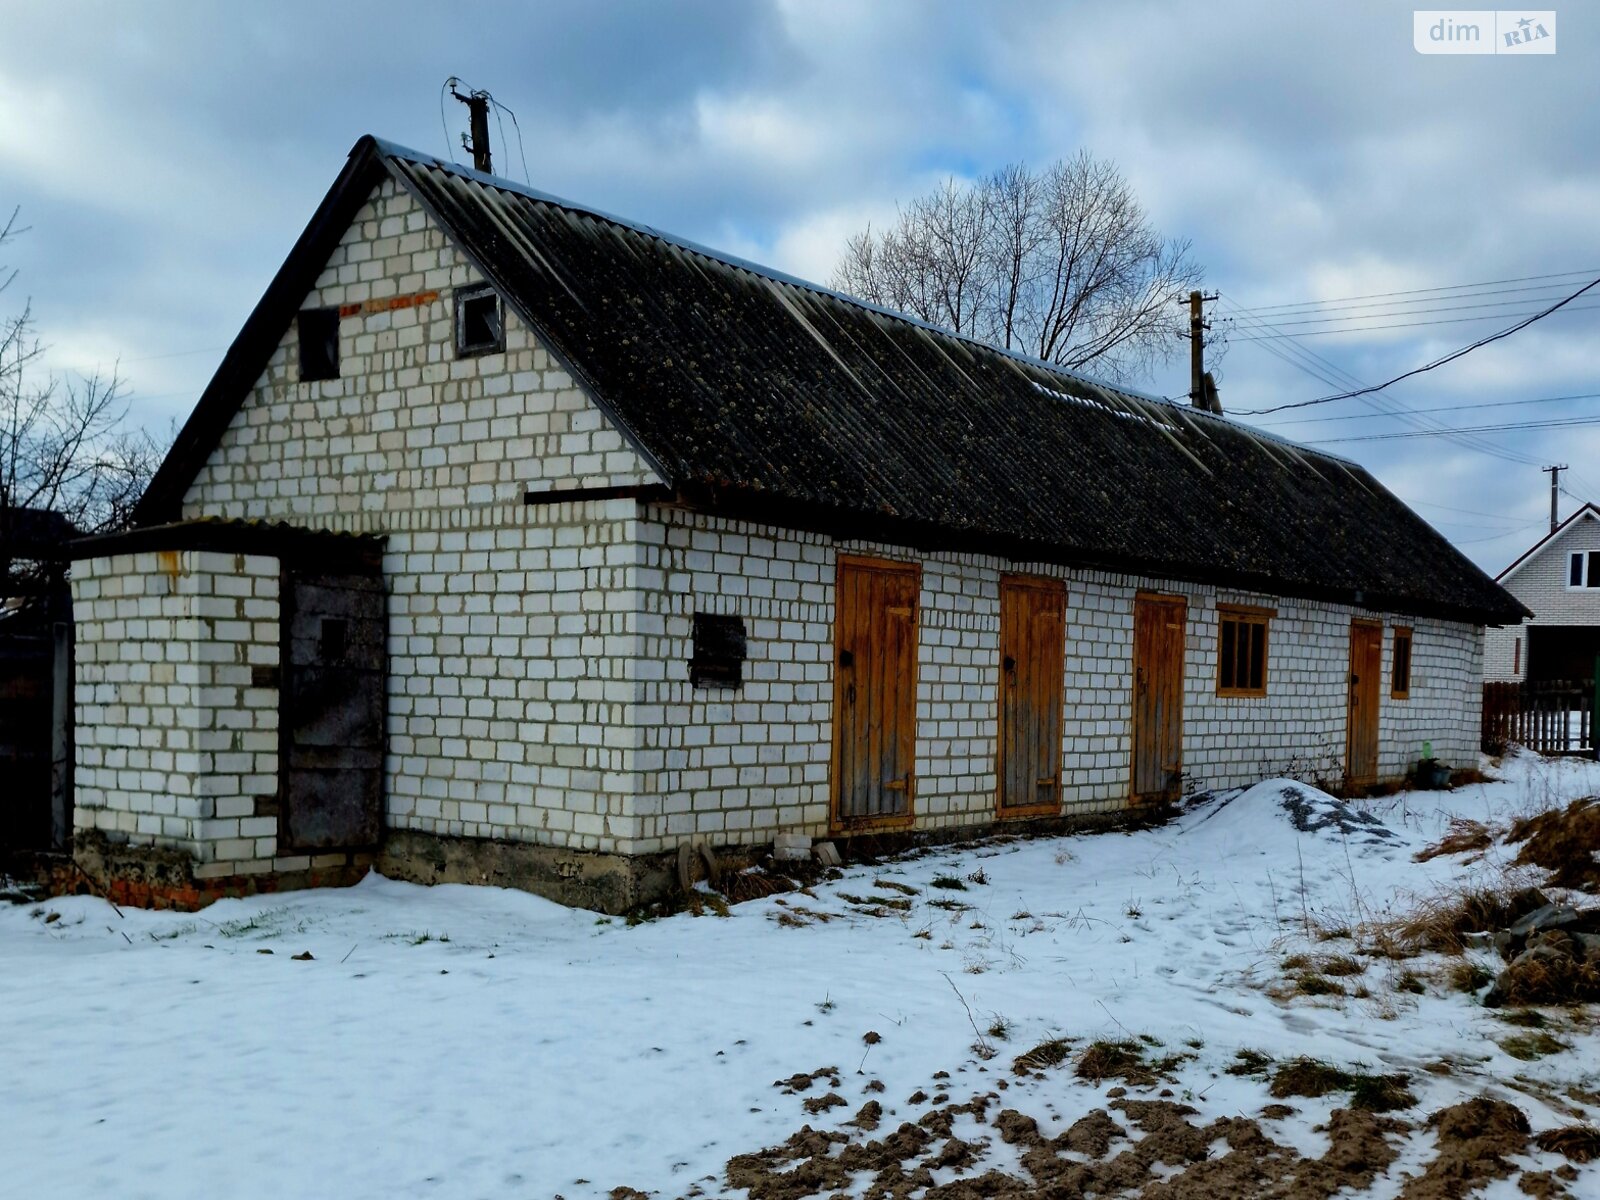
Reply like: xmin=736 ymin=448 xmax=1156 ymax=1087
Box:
xmin=998 ymin=575 xmax=1065 ymax=816
xmin=833 ymin=557 xmax=920 ymax=829
xmin=280 ymin=569 xmax=386 ymax=850
xmin=1346 ymin=621 xmax=1383 ymax=788
xmin=1131 ymin=594 xmax=1186 ymax=804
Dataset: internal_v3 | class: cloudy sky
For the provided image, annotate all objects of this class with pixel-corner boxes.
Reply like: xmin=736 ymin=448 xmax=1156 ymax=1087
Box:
xmin=2 ymin=1 xmax=1592 ymax=571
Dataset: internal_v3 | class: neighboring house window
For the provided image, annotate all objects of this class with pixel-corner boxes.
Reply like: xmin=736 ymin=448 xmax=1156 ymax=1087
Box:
xmin=1513 ymin=637 xmax=1521 ymax=675
xmin=297 ymin=308 xmax=339 ymax=381
xmin=455 ymin=284 xmax=505 ymax=356
xmin=1567 ymin=550 xmax=1600 ymax=588
xmin=690 ymin=613 xmax=746 ymax=688
xmin=1217 ymin=604 xmax=1271 ymax=696
xmin=1392 ymin=627 xmax=1412 ymax=698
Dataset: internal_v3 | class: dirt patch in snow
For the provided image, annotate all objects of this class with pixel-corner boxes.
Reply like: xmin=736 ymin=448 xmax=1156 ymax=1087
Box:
xmin=1274 ymin=784 xmax=1397 ymax=843
xmin=704 ymin=1087 xmax=1598 ymax=1199
xmin=712 ymin=1092 xmax=1411 ymax=1199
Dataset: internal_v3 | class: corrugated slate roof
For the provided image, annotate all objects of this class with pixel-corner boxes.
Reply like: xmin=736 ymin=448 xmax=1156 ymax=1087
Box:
xmin=137 ymin=136 xmax=1526 ymax=625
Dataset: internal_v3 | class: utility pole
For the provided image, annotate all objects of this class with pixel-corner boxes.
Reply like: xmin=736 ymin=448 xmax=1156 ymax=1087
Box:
xmin=1181 ymin=290 xmax=1221 ymax=412
xmin=1543 ymin=464 xmax=1567 ymax=533
xmin=450 ymin=79 xmax=493 ymax=174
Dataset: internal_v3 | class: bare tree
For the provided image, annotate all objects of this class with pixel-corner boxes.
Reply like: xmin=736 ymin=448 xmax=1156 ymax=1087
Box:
xmin=1 ymin=209 xmax=166 ymax=587
xmin=833 ymin=151 xmax=1203 ymax=383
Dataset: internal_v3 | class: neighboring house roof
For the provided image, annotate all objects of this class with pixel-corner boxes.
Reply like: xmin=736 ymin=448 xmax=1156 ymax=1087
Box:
xmin=136 ymin=136 xmax=1528 ymax=626
xmin=1495 ymin=503 xmax=1600 ymax=584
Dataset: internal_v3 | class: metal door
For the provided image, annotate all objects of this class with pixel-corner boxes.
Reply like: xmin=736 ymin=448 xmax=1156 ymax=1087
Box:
xmin=280 ymin=569 xmax=386 ymax=850
xmin=1346 ymin=621 xmax=1383 ymax=788
xmin=998 ymin=576 xmax=1065 ymax=816
xmin=1132 ymin=594 xmax=1186 ymax=804
xmin=833 ymin=557 xmax=919 ymax=829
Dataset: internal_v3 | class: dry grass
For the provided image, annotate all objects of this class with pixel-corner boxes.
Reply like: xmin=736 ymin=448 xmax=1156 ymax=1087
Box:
xmin=1390 ymin=882 xmax=1549 ymax=956
xmin=1498 ymin=1031 xmax=1570 ymax=1061
xmin=1508 ymin=798 xmax=1600 ymax=891
xmin=1534 ymin=1125 xmax=1600 ymax=1163
xmin=1488 ymin=947 xmax=1600 ymax=1006
xmin=1011 ymin=1038 xmax=1073 ymax=1075
xmin=1413 ymin=818 xmax=1495 ymax=863
xmin=1268 ymin=1058 xmax=1416 ymax=1111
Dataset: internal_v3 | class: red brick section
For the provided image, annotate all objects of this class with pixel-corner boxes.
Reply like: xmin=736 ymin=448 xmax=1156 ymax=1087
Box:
xmin=99 ymin=867 xmax=369 ymax=911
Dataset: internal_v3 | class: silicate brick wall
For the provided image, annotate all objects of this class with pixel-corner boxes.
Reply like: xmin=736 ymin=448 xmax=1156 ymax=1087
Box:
xmin=1484 ymin=512 xmax=1600 ymax=681
xmin=181 ymin=178 xmax=657 ymax=854
xmin=71 ymin=550 xmax=282 ymax=871
xmin=629 ymin=508 xmax=1484 ymax=853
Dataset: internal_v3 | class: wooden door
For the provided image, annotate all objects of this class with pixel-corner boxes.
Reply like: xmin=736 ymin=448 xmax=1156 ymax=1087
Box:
xmin=833 ymin=557 xmax=920 ymax=829
xmin=1346 ymin=621 xmax=1383 ymax=788
xmin=998 ymin=576 xmax=1065 ymax=816
xmin=280 ymin=568 xmax=387 ymax=850
xmin=1131 ymin=594 xmax=1186 ymax=804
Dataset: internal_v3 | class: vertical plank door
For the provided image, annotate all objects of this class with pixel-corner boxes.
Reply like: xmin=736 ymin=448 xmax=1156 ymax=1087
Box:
xmin=280 ymin=569 xmax=387 ymax=850
xmin=1131 ymin=594 xmax=1186 ymax=804
xmin=1345 ymin=621 xmax=1383 ymax=788
xmin=997 ymin=575 xmax=1066 ymax=816
xmin=833 ymin=557 xmax=920 ymax=829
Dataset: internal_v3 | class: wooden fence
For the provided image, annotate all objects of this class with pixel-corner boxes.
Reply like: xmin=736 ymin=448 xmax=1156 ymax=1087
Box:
xmin=1483 ymin=679 xmax=1595 ymax=755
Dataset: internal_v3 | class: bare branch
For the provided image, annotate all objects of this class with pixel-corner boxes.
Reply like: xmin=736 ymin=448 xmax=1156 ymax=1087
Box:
xmin=832 ymin=154 xmax=1201 ymax=383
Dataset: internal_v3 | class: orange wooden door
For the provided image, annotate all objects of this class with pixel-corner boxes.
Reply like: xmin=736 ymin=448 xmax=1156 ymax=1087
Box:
xmin=1346 ymin=621 xmax=1383 ymax=786
xmin=998 ymin=576 xmax=1066 ymax=816
xmin=1132 ymin=595 xmax=1186 ymax=804
xmin=833 ymin=557 xmax=920 ymax=828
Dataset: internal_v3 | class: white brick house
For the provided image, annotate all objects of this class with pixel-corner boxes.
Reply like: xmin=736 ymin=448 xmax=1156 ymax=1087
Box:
xmin=68 ymin=137 xmax=1525 ymax=911
xmin=1485 ymin=504 xmax=1600 ymax=683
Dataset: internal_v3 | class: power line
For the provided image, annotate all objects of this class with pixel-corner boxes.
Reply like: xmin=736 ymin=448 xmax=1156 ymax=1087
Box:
xmin=1236 ymin=268 xmax=1600 ymax=315
xmin=1235 ymin=280 xmax=1588 ymax=322
xmin=1254 ymin=391 xmax=1600 ymax=429
xmin=1230 ymin=291 xmax=1600 ymax=332
xmin=1219 ymin=296 xmax=1545 ymax=468
xmin=1453 ymin=518 xmax=1548 ymax=545
xmin=1230 ymin=273 xmax=1600 ymax=416
xmin=1308 ymin=415 xmax=1600 ymax=444
xmin=1227 ymin=299 xmax=1600 ymax=341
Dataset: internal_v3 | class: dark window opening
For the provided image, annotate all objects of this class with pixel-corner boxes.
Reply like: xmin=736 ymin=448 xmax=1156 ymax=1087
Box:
xmin=1218 ymin=608 xmax=1269 ymax=696
xmin=455 ymin=285 xmax=505 ymax=356
xmin=1568 ymin=551 xmax=1600 ymax=588
xmin=690 ymin=613 xmax=746 ymax=689
xmin=1392 ymin=627 xmax=1412 ymax=698
xmin=297 ymin=308 xmax=339 ymax=381
xmin=1513 ymin=637 xmax=1522 ymax=675
xmin=319 ymin=618 xmax=347 ymax=664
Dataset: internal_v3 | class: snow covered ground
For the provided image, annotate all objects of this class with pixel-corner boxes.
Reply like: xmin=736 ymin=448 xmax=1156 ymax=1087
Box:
xmin=5 ymin=751 xmax=1600 ymax=1198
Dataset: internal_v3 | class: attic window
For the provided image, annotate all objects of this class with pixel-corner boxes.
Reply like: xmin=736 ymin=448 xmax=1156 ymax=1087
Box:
xmin=297 ymin=308 xmax=339 ymax=381
xmin=455 ymin=285 xmax=504 ymax=356
xmin=690 ymin=613 xmax=746 ymax=689
xmin=1567 ymin=551 xmax=1600 ymax=589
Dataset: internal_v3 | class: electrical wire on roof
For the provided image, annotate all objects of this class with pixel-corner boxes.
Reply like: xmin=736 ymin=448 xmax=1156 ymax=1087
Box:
xmin=1231 ymin=273 xmax=1600 ymax=416
xmin=439 ymin=78 xmax=455 ymax=162
xmin=489 ymin=95 xmax=531 ymax=186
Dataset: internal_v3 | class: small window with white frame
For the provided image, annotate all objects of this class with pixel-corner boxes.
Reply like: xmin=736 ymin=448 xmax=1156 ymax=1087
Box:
xmin=1567 ymin=550 xmax=1600 ymax=589
xmin=454 ymin=284 xmax=505 ymax=357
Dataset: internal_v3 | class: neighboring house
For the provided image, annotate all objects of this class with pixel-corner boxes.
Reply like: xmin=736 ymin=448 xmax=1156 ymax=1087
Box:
xmin=1485 ymin=504 xmax=1600 ymax=683
xmin=65 ymin=136 xmax=1526 ymax=911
